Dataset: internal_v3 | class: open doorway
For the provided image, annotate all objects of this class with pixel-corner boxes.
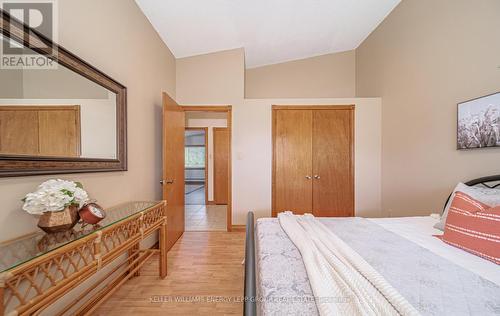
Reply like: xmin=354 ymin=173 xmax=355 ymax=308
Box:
xmin=185 ymin=128 xmax=208 ymax=205
xmin=183 ymin=108 xmax=231 ymax=231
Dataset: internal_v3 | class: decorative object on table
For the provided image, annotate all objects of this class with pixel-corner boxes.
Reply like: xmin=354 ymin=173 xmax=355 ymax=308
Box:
xmin=79 ymin=202 xmax=106 ymax=225
xmin=22 ymin=179 xmax=90 ymax=233
xmin=36 ymin=205 xmax=80 ymax=234
xmin=457 ymin=91 xmax=500 ymax=149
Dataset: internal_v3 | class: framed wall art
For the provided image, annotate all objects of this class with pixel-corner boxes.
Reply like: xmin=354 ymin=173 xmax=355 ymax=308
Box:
xmin=457 ymin=92 xmax=500 ymax=150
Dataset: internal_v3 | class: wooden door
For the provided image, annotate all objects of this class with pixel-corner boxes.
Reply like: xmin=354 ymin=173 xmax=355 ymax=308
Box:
xmin=162 ymin=92 xmax=185 ymax=251
xmin=38 ymin=108 xmax=80 ymax=157
xmin=273 ymin=109 xmax=313 ymax=216
xmin=0 ymin=106 xmax=80 ymax=157
xmin=312 ymin=109 xmax=354 ymax=217
xmin=213 ymin=127 xmax=229 ymax=205
xmin=0 ymin=109 xmax=39 ymax=155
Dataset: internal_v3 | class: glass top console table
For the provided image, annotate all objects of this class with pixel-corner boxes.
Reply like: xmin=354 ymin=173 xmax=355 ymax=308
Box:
xmin=0 ymin=201 xmax=167 ymax=316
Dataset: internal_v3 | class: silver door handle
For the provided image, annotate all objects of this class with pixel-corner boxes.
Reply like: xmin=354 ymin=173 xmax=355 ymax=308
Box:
xmin=314 ymin=175 xmax=321 ymax=179
xmin=305 ymin=176 xmax=312 ymax=180
xmin=160 ymin=179 xmax=175 ymax=185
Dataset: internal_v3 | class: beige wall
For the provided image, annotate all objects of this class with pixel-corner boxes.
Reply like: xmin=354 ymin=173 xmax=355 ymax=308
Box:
xmin=0 ymin=0 xmax=176 ymax=240
xmin=356 ymin=0 xmax=500 ymax=216
xmin=22 ymin=65 xmax=109 ymax=99
xmin=245 ymin=50 xmax=355 ymax=99
xmin=176 ymin=48 xmax=245 ymax=104
xmin=0 ymin=67 xmax=23 ymax=98
xmin=1 ymin=1 xmax=175 ymax=313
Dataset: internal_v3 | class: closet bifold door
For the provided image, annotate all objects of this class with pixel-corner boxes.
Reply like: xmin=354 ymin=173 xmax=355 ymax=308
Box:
xmin=312 ymin=109 xmax=354 ymax=217
xmin=273 ymin=109 xmax=313 ymax=216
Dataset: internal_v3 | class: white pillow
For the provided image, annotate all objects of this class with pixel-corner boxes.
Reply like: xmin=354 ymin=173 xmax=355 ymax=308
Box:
xmin=434 ymin=182 xmax=500 ymax=231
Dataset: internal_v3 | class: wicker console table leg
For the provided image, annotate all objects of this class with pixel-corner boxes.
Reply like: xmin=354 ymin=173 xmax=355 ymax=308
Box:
xmin=128 ymin=243 xmax=141 ymax=278
xmin=160 ymin=216 xmax=168 ymax=279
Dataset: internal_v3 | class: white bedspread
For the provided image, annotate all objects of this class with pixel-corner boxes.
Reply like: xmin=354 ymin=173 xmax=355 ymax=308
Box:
xmin=369 ymin=216 xmax=500 ymax=286
xmin=257 ymin=216 xmax=500 ymax=316
xmin=278 ymin=212 xmax=420 ymax=316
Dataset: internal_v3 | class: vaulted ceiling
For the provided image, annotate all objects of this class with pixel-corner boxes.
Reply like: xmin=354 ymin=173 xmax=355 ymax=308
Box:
xmin=135 ymin=0 xmax=400 ymax=68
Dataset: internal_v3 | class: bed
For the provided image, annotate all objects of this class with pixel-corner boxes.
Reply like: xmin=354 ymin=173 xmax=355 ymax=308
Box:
xmin=243 ymin=176 xmax=500 ymax=316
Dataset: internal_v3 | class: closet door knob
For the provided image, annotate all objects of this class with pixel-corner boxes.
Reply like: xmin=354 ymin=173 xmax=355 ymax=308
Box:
xmin=314 ymin=175 xmax=320 ymax=179
xmin=160 ymin=179 xmax=175 ymax=185
xmin=305 ymin=176 xmax=312 ymax=180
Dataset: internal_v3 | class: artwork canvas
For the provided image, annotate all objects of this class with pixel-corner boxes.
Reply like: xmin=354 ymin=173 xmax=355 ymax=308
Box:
xmin=457 ymin=92 xmax=500 ymax=149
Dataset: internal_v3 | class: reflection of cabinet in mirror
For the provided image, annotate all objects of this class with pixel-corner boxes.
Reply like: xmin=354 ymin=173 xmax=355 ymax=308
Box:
xmin=0 ymin=105 xmax=81 ymax=157
xmin=0 ymin=11 xmax=126 ymax=176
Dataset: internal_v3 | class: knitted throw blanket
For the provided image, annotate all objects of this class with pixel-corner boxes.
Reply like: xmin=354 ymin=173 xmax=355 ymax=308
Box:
xmin=278 ymin=212 xmax=420 ymax=316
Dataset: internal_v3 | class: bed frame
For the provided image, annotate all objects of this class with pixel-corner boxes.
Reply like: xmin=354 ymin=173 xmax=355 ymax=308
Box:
xmin=243 ymin=175 xmax=500 ymax=315
xmin=244 ymin=212 xmax=256 ymax=316
xmin=442 ymin=175 xmax=500 ymax=212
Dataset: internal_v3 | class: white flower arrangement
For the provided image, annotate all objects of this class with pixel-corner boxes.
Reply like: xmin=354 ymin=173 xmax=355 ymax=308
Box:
xmin=22 ymin=179 xmax=89 ymax=215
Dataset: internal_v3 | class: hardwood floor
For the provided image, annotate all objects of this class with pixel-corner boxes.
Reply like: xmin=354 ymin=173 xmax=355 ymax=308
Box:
xmin=95 ymin=232 xmax=245 ymax=315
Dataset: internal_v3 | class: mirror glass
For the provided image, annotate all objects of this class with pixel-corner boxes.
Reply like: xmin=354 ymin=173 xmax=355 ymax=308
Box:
xmin=0 ymin=35 xmax=117 ymax=159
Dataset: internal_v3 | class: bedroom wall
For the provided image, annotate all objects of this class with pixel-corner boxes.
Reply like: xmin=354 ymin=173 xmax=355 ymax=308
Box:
xmin=176 ymin=48 xmax=245 ymax=104
xmin=356 ymin=0 xmax=500 ymax=216
xmin=0 ymin=0 xmax=175 ymax=313
xmin=245 ymin=50 xmax=356 ymax=98
xmin=0 ymin=0 xmax=176 ymax=240
xmin=176 ymin=49 xmax=382 ymax=225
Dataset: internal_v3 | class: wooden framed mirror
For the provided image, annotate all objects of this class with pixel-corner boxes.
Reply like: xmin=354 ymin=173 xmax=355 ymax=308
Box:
xmin=0 ymin=10 xmax=127 ymax=177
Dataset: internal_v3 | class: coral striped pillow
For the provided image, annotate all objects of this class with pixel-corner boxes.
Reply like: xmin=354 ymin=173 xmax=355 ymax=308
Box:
xmin=440 ymin=191 xmax=500 ymax=264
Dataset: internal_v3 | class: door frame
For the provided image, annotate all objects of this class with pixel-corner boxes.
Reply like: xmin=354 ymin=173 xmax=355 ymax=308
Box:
xmin=271 ymin=105 xmax=355 ymax=217
xmin=184 ymin=127 xmax=209 ymax=205
xmin=182 ymin=105 xmax=233 ymax=231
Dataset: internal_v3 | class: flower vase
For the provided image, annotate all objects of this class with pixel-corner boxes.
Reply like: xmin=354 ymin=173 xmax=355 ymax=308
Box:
xmin=37 ymin=205 xmax=80 ymax=234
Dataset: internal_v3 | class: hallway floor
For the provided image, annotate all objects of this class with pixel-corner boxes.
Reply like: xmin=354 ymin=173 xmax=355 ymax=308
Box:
xmin=185 ymin=205 xmax=227 ymax=231
xmin=185 ymin=184 xmax=205 ymax=205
